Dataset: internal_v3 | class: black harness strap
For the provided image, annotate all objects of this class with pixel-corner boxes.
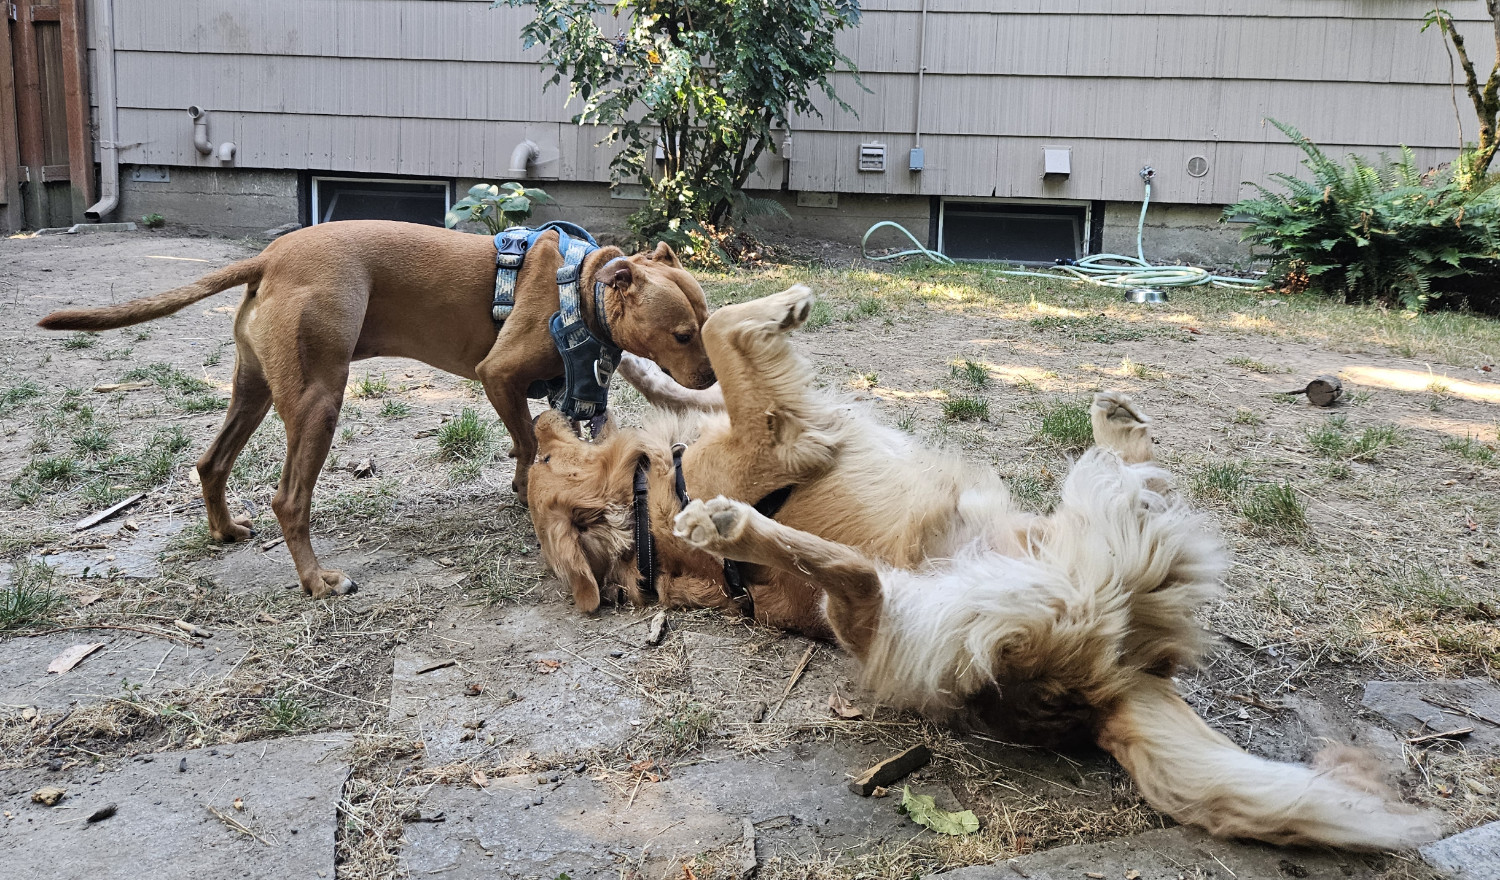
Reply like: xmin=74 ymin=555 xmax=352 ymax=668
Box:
xmin=634 ymin=444 xmax=795 ymax=619
xmin=633 ymin=456 xmax=658 ymax=602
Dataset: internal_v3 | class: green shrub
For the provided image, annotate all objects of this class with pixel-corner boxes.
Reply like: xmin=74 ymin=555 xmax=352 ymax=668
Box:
xmin=1226 ymin=120 xmax=1500 ymax=310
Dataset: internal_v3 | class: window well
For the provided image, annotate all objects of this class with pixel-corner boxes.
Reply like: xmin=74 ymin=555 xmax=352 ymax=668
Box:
xmin=940 ymin=201 xmax=1086 ymax=262
xmin=310 ymin=177 xmax=451 ymax=226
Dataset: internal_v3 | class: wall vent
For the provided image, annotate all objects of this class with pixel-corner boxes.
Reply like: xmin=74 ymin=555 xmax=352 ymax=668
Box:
xmin=858 ymin=142 xmax=887 ymax=172
xmin=1186 ymin=155 xmax=1209 ymax=178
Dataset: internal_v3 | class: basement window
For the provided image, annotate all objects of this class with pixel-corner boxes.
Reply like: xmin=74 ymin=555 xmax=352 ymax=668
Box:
xmin=939 ymin=201 xmax=1087 ymax=263
xmin=310 ymin=177 xmax=451 ymax=226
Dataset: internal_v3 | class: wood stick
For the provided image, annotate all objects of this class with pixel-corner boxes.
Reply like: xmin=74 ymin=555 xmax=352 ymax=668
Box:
xmin=848 ymin=744 xmax=933 ymax=796
xmin=767 ymin=645 xmax=815 ymax=721
xmin=73 ymin=492 xmax=146 ymax=531
xmin=1406 ymin=727 xmax=1474 ymax=745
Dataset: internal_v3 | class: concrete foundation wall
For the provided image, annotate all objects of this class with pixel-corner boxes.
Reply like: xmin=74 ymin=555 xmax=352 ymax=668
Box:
xmin=110 ymin=167 xmax=1255 ymax=269
xmin=118 ymin=166 xmax=299 ymax=238
xmin=1100 ymin=201 xmax=1253 ymax=269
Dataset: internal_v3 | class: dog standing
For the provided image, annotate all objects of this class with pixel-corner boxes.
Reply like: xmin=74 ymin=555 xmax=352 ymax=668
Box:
xmin=526 ymin=285 xmax=1438 ymax=851
xmin=38 ymin=220 xmax=716 ymax=597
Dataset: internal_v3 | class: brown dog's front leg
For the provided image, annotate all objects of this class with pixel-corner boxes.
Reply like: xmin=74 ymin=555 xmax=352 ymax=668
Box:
xmin=673 ymin=496 xmax=884 ymax=658
xmin=475 ymin=352 xmax=549 ymax=505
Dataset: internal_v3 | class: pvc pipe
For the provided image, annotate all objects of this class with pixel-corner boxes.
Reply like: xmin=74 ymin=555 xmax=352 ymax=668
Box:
xmin=84 ymin=0 xmax=119 ymax=220
xmin=216 ymin=141 xmax=237 ymax=162
xmin=913 ymin=0 xmax=928 ymax=145
xmin=187 ymin=106 xmax=213 ymax=156
xmin=508 ymin=139 xmax=538 ymax=177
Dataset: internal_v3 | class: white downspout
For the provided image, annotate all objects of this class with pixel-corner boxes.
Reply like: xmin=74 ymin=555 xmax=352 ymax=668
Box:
xmin=913 ymin=0 xmax=929 ymax=148
xmin=85 ymin=0 xmax=119 ymax=220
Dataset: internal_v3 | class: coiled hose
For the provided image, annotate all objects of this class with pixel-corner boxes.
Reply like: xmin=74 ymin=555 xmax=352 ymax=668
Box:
xmin=861 ymin=181 xmax=1262 ymax=290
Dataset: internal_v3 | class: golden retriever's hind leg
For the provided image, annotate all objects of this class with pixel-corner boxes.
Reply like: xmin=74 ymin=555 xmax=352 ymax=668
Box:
xmin=1091 ymin=391 xmax=1155 ymax=464
xmin=673 ymin=496 xmax=883 ymax=657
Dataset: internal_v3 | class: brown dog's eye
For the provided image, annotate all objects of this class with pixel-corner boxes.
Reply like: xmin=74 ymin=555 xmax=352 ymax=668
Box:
xmin=674 ymin=330 xmax=694 ymax=344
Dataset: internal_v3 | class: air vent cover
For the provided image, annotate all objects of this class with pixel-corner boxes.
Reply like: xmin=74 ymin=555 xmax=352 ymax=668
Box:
xmin=859 ymin=142 xmax=887 ymax=172
xmin=1186 ymin=155 xmax=1209 ymax=177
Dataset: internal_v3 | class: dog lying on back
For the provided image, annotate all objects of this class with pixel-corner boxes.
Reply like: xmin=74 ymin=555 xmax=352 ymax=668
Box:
xmin=38 ymin=221 xmax=715 ymax=597
xmin=526 ymin=285 xmax=1439 ymax=851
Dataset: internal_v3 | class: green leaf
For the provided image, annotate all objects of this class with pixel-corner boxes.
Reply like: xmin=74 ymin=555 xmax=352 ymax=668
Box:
xmin=500 ymin=196 xmax=532 ymax=212
xmin=443 ymin=210 xmax=463 ymax=229
xmin=898 ymin=786 xmax=979 ymax=836
xmin=468 ymin=183 xmax=499 ymax=200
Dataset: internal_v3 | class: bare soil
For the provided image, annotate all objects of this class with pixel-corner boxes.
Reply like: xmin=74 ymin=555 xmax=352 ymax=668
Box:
xmin=2 ymin=230 xmax=1499 ymax=879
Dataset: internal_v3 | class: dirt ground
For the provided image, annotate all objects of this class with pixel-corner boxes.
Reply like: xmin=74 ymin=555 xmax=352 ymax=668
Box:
xmin=2 ymin=229 xmax=1499 ymax=879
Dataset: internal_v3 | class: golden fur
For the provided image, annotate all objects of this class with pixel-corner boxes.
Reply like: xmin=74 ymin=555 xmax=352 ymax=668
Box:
xmin=528 ymin=285 xmax=1440 ymax=850
xmin=37 ymin=220 xmax=715 ymax=597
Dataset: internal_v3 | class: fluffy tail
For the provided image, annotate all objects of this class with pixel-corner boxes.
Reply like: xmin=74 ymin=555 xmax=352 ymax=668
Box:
xmin=37 ymin=256 xmax=265 ymax=331
xmin=1098 ymin=672 xmax=1440 ymax=850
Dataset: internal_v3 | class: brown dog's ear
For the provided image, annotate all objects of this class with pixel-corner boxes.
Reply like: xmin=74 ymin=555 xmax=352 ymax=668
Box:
xmin=595 ymin=260 xmax=633 ymax=292
xmin=651 ymin=241 xmax=682 ymax=268
xmin=538 ymin=513 xmax=602 ymax=614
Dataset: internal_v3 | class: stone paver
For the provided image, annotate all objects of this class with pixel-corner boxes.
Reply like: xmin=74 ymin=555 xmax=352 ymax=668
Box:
xmin=0 ymin=733 xmax=352 ymax=880
xmin=928 ymin=825 xmax=1387 ymax=880
xmin=1422 ymin=819 xmax=1500 ymax=880
xmin=1362 ymin=679 xmax=1500 ymax=752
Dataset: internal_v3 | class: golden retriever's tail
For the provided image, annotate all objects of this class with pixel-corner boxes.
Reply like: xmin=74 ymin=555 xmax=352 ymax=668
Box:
xmin=37 ymin=256 xmax=265 ymax=331
xmin=1098 ymin=672 xmax=1440 ymax=850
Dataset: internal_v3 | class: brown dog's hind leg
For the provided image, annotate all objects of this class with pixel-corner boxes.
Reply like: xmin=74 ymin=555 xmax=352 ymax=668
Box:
xmin=674 ymin=496 xmax=884 ymax=658
xmin=270 ymin=378 xmax=354 ymax=598
xmin=197 ymin=356 xmax=273 ymax=542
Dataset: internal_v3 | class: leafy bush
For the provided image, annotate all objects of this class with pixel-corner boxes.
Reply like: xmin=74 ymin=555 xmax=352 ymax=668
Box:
xmin=1226 ymin=120 xmax=1500 ymax=310
xmin=445 ymin=183 xmax=554 ymax=234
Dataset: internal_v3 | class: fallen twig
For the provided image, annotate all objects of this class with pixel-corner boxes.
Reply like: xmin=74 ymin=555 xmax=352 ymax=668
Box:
xmin=28 ymin=624 xmax=196 ymax=645
xmin=1420 ymin=695 xmax=1500 ymax=729
xmin=768 ymin=645 xmax=815 ymax=721
xmin=206 ymin=804 xmax=274 ymax=846
xmin=73 ymin=492 xmax=146 ymax=532
xmin=1406 ymin=727 xmax=1474 ymax=745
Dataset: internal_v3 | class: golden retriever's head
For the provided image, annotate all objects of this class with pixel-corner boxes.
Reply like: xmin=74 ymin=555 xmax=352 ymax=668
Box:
xmin=596 ymin=243 xmax=716 ymax=390
xmin=528 ymin=411 xmax=642 ymax=614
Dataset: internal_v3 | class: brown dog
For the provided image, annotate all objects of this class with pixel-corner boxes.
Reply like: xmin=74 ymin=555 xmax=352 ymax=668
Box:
xmin=37 ymin=219 xmax=715 ymax=598
xmin=526 ymin=286 xmax=1438 ymax=852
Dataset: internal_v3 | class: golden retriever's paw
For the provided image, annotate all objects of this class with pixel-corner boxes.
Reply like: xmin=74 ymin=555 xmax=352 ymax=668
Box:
xmin=673 ymin=496 xmax=752 ymax=550
xmin=1091 ymin=391 xmax=1154 ymax=463
xmin=773 ymin=285 xmax=817 ymax=331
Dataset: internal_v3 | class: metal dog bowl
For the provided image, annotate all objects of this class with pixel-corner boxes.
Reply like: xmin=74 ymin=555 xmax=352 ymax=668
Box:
xmin=1123 ymin=287 xmax=1168 ymax=304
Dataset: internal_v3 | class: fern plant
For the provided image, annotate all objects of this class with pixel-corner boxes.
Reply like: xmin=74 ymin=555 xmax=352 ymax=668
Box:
xmin=1225 ymin=120 xmax=1500 ymax=310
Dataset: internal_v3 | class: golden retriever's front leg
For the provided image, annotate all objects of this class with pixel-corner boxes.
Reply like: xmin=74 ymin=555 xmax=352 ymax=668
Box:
xmin=674 ymin=496 xmax=883 ymax=658
xmin=616 ymin=352 xmax=725 ymax=413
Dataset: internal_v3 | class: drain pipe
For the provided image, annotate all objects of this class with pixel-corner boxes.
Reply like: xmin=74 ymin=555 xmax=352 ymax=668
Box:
xmin=909 ymin=0 xmax=929 ymax=172
xmin=186 ymin=106 xmax=237 ymax=163
xmin=508 ymin=140 xmax=538 ymax=178
xmin=85 ymin=0 xmax=120 ymax=220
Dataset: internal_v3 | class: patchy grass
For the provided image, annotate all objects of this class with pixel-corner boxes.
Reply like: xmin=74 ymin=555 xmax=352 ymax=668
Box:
xmin=0 ymin=560 xmax=66 ymax=631
xmin=378 ymin=400 xmax=412 ymax=419
xmin=436 ymin=409 xmax=496 ymax=462
xmin=62 ymin=332 xmax=99 ymax=350
xmin=1239 ymin=483 xmax=1306 ymax=537
xmin=1225 ymin=356 xmax=1290 ymax=374
xmin=843 ymin=296 xmax=884 ymax=321
xmin=1307 ymin=416 xmax=1401 ymax=461
xmin=1231 ymin=408 xmax=1263 ymax=425
xmin=263 ymin=690 xmax=317 ymax=734
xmin=351 ymin=372 xmax=394 ymax=399
xmin=942 ymin=395 xmax=990 ymax=422
xmin=1028 ymin=314 xmax=1147 ymax=344
xmin=1191 ymin=462 xmax=1247 ymax=501
xmin=1036 ymin=399 xmax=1093 ymax=450
xmin=1120 ymin=357 xmax=1164 ymax=380
xmin=803 ymin=298 xmax=833 ymax=330
xmin=1442 ymin=434 xmax=1497 ymax=465
xmin=122 ymin=362 xmax=211 ymax=394
xmin=950 ymin=360 xmax=990 ymax=388
xmin=1 ymin=380 xmax=43 ymax=414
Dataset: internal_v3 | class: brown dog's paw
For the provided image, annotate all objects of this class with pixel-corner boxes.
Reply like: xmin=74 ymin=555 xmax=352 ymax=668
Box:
xmin=1091 ymin=391 xmax=1154 ymax=463
xmin=673 ymin=496 xmax=752 ymax=550
xmin=305 ymin=569 xmax=357 ymax=599
xmin=210 ymin=515 xmax=255 ymax=543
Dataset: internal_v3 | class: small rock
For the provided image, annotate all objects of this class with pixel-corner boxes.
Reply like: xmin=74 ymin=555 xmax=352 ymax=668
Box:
xmin=749 ymin=701 xmax=768 ymax=723
xmin=608 ymin=649 xmax=624 ymax=659
xmin=45 ymin=759 xmax=63 ymax=772
xmin=353 ymin=458 xmax=375 ymax=478
xmin=531 ymin=796 xmax=543 ymax=806
xmin=31 ymin=786 xmax=65 ymax=806
xmin=573 ymin=762 xmax=587 ymax=774
xmin=178 ymin=757 xmax=187 ymax=773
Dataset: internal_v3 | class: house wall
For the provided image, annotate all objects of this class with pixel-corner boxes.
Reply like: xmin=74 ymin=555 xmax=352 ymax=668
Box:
xmin=89 ymin=0 xmax=1494 ymax=258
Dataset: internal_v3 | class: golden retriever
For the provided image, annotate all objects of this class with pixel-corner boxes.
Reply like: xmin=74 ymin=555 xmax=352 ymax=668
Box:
xmin=527 ymin=285 xmax=1438 ymax=850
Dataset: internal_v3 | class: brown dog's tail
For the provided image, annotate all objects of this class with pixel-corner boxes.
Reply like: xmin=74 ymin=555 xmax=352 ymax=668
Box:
xmin=1097 ymin=671 xmax=1440 ymax=850
xmin=37 ymin=256 xmax=266 ymax=331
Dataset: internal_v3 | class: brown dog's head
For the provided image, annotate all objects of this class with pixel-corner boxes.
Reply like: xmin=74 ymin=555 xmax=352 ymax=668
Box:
xmin=528 ymin=410 xmax=642 ymax=614
xmin=595 ymin=243 xmax=716 ymax=390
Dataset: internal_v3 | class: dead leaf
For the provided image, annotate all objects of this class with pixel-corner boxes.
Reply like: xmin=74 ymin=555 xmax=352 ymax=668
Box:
xmin=1183 ymin=326 xmax=1202 ymax=335
xmin=470 ymin=771 xmax=489 ymax=788
xmin=536 ymin=658 xmax=561 ymax=672
xmin=828 ymin=691 xmax=863 ymax=720
xmin=232 ymin=798 xmax=244 ymax=811
xmin=75 ymin=591 xmax=102 ymax=607
xmin=47 ymin=643 xmax=105 ymax=675
xmin=871 ymin=786 xmax=889 ymax=798
xmin=1127 ymin=871 xmax=1141 ymax=880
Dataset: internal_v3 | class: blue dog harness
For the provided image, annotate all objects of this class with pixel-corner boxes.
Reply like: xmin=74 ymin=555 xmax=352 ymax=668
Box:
xmin=491 ymin=222 xmax=621 ymax=423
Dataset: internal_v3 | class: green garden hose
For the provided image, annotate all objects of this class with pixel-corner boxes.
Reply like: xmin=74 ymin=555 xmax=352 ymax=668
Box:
xmin=860 ymin=176 xmax=1263 ymax=290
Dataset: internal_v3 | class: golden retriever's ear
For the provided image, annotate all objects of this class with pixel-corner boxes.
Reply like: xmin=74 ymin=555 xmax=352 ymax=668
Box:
xmin=595 ymin=259 xmax=633 ymax=292
xmin=538 ymin=513 xmax=602 ymax=614
xmin=651 ymin=241 xmax=682 ymax=268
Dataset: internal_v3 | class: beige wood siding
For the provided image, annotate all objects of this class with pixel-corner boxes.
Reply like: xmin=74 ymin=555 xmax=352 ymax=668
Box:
xmin=95 ymin=0 xmax=1495 ymax=203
